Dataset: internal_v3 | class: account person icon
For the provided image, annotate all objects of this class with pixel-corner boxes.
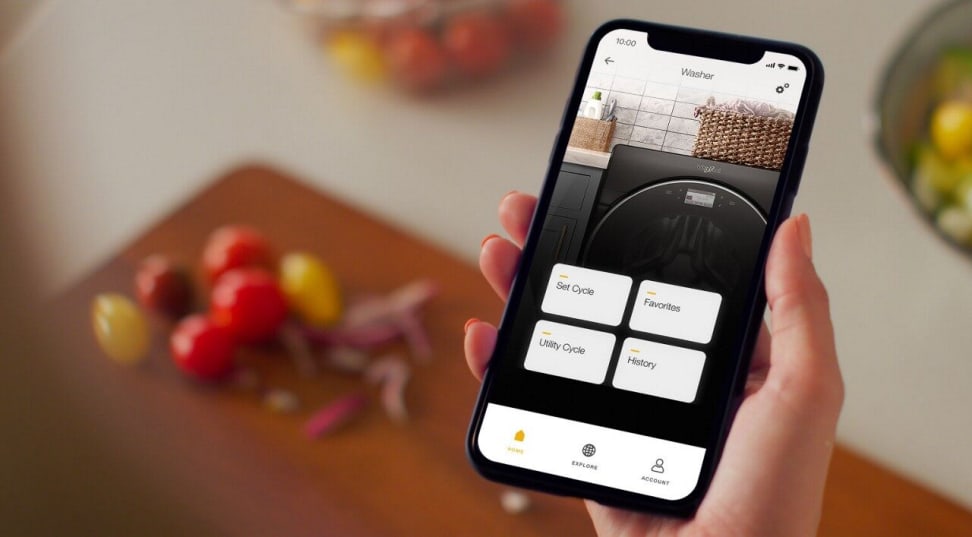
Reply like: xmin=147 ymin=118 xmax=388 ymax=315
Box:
xmin=651 ymin=458 xmax=665 ymax=474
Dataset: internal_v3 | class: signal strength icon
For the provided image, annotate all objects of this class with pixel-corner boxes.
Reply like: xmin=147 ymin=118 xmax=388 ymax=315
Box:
xmin=765 ymin=62 xmax=776 ymax=68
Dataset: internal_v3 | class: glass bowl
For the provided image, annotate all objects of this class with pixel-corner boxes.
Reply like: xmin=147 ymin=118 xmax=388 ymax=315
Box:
xmin=875 ymin=0 xmax=972 ymax=255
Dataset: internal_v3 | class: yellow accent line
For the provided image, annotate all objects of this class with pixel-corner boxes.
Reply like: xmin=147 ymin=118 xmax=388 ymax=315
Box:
xmin=630 ymin=349 xmax=640 ymax=353
xmin=646 ymin=291 xmax=657 ymax=296
xmin=542 ymin=331 xmax=552 ymax=336
xmin=559 ymin=274 xmax=569 ymax=279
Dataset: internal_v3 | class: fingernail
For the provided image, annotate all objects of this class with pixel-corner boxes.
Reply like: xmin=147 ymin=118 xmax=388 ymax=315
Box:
xmin=796 ymin=214 xmax=813 ymax=260
xmin=481 ymin=234 xmax=500 ymax=248
xmin=464 ymin=318 xmax=479 ymax=333
xmin=501 ymin=190 xmax=519 ymax=202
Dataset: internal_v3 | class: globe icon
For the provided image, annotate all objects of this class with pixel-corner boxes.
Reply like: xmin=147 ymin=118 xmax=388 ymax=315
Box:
xmin=581 ymin=444 xmax=596 ymax=457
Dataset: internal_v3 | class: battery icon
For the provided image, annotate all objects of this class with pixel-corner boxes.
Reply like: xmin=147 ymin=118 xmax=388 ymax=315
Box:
xmin=788 ymin=65 xmax=799 ymax=71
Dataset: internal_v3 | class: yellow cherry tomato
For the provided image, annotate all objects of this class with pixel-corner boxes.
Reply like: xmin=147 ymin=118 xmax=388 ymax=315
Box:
xmin=280 ymin=253 xmax=342 ymax=327
xmin=91 ymin=294 xmax=150 ymax=365
xmin=931 ymin=100 xmax=972 ymax=160
xmin=326 ymin=31 xmax=386 ymax=83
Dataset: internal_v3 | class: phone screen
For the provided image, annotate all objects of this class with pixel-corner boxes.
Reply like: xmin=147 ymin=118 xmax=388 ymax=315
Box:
xmin=472 ymin=27 xmax=813 ymax=503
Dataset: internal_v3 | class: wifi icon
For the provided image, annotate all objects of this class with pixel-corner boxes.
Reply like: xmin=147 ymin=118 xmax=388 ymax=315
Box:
xmin=778 ymin=64 xmax=786 ymax=70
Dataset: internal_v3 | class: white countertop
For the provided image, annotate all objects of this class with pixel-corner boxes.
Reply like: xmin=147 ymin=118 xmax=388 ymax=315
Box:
xmin=564 ymin=146 xmax=611 ymax=169
xmin=4 ymin=0 xmax=971 ymax=508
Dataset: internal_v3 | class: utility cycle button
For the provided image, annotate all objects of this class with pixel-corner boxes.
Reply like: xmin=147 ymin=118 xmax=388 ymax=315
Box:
xmin=524 ymin=320 xmax=615 ymax=384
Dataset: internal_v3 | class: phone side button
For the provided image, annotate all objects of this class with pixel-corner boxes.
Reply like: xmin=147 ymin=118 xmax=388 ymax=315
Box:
xmin=779 ymin=192 xmax=797 ymax=220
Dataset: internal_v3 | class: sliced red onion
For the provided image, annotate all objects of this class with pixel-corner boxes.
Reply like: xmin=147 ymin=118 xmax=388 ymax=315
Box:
xmin=387 ymin=279 xmax=438 ymax=313
xmin=325 ymin=346 xmax=371 ymax=373
xmin=278 ymin=321 xmax=318 ymax=377
xmin=365 ymin=356 xmax=411 ymax=424
xmin=299 ymin=322 xmax=401 ymax=349
xmin=304 ymin=393 xmax=368 ymax=438
xmin=344 ymin=279 xmax=439 ymax=328
xmin=394 ymin=310 xmax=432 ymax=361
xmin=297 ymin=279 xmax=438 ymax=360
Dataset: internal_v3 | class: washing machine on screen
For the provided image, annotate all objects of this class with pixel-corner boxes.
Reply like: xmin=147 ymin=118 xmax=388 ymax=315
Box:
xmin=543 ymin=144 xmax=779 ymax=305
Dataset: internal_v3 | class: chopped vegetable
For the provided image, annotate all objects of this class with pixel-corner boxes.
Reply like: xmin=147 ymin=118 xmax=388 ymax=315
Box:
xmin=394 ymin=311 xmax=433 ymax=361
xmin=344 ymin=279 xmax=438 ymax=327
xmin=304 ymin=394 xmax=369 ymax=438
xmin=499 ymin=489 xmax=531 ymax=514
xmin=263 ymin=388 xmax=300 ymax=414
xmin=365 ymin=355 xmax=411 ymax=423
xmin=913 ymin=144 xmax=961 ymax=194
xmin=300 ymin=279 xmax=438 ymax=357
xmin=91 ymin=293 xmax=150 ymax=365
xmin=937 ymin=206 xmax=972 ymax=246
xmin=278 ymin=321 xmax=318 ymax=377
xmin=300 ymin=322 xmax=401 ymax=349
xmin=325 ymin=346 xmax=371 ymax=373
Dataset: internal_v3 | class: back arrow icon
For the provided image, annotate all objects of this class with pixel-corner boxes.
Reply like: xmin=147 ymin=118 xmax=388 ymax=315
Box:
xmin=604 ymin=57 xmax=615 ymax=65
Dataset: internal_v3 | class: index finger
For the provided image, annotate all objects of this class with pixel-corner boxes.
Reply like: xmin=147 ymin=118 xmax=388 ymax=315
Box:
xmin=499 ymin=192 xmax=538 ymax=248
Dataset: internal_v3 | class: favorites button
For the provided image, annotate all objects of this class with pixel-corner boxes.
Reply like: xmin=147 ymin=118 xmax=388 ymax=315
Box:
xmin=628 ymin=279 xmax=722 ymax=344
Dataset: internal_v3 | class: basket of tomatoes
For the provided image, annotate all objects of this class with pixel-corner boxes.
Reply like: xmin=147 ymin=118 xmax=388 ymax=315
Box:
xmin=281 ymin=0 xmax=565 ymax=93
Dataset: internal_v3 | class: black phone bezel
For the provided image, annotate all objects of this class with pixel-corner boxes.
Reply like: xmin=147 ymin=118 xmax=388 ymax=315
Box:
xmin=466 ymin=18 xmax=824 ymax=517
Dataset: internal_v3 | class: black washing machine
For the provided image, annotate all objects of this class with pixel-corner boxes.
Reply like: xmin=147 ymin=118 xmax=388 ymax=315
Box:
xmin=540 ymin=145 xmax=779 ymax=302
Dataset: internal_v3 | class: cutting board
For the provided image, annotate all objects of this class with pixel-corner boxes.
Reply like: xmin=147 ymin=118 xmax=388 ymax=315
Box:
xmin=50 ymin=165 xmax=972 ymax=536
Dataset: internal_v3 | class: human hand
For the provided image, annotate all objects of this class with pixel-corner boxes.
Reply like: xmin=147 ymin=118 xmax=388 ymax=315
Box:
xmin=464 ymin=192 xmax=843 ymax=537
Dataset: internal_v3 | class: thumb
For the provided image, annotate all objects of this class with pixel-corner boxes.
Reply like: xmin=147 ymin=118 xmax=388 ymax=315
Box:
xmin=764 ymin=214 xmax=843 ymax=419
xmin=698 ymin=215 xmax=842 ymax=535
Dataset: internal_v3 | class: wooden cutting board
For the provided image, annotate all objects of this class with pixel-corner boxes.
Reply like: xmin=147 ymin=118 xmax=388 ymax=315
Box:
xmin=49 ymin=165 xmax=972 ymax=536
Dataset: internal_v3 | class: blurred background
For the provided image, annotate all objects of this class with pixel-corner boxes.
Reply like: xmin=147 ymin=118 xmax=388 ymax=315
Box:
xmin=2 ymin=0 xmax=971 ymax=534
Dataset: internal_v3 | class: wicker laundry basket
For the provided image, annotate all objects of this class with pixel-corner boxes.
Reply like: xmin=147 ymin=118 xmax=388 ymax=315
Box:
xmin=568 ymin=117 xmax=617 ymax=153
xmin=693 ymin=107 xmax=794 ymax=170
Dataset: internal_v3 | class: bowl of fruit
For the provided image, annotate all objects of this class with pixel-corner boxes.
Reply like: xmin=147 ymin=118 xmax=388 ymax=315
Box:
xmin=280 ymin=0 xmax=565 ymax=93
xmin=876 ymin=0 xmax=972 ymax=252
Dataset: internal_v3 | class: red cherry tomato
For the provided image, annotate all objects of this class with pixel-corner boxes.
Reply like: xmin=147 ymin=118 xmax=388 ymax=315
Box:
xmin=210 ymin=268 xmax=288 ymax=344
xmin=506 ymin=0 xmax=564 ymax=52
xmin=135 ymin=255 xmax=194 ymax=317
xmin=443 ymin=12 xmax=512 ymax=78
xmin=202 ymin=225 xmax=273 ymax=283
xmin=386 ymin=28 xmax=449 ymax=92
xmin=170 ymin=314 xmax=236 ymax=380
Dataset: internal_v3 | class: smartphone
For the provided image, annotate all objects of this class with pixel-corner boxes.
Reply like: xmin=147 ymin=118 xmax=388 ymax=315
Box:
xmin=466 ymin=19 xmax=823 ymax=516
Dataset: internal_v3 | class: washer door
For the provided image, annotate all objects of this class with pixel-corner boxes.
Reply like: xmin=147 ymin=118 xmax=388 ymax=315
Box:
xmin=583 ymin=179 xmax=766 ymax=297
